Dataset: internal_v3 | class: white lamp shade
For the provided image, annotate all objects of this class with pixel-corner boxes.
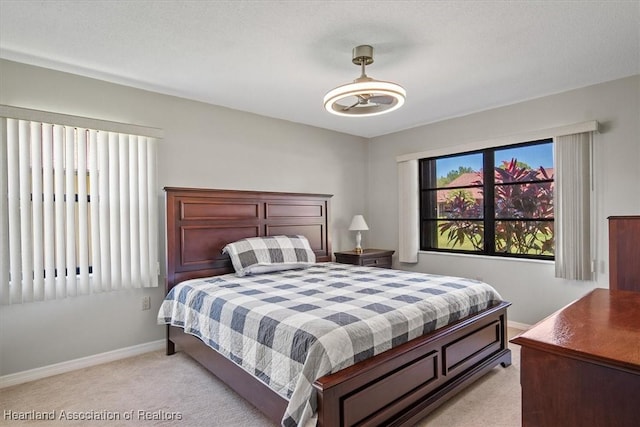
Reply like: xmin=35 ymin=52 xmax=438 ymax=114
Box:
xmin=348 ymin=215 xmax=369 ymax=231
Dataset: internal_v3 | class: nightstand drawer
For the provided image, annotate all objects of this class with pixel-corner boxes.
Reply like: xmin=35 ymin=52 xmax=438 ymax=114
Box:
xmin=334 ymin=249 xmax=395 ymax=269
xmin=362 ymin=256 xmax=392 ymax=268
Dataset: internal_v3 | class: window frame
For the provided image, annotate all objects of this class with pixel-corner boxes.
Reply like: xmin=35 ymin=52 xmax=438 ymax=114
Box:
xmin=419 ymin=138 xmax=554 ymax=261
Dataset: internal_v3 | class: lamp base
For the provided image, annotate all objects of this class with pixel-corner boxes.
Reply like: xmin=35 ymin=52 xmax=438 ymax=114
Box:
xmin=354 ymin=231 xmax=363 ymax=254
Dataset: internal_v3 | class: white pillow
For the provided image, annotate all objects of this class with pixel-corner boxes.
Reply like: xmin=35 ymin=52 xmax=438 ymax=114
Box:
xmin=222 ymin=235 xmax=316 ymax=277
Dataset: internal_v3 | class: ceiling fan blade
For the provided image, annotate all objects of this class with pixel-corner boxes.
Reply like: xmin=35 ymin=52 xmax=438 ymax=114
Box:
xmin=368 ymin=95 xmax=394 ymax=105
xmin=343 ymin=95 xmax=368 ymax=111
xmin=342 ymin=100 xmax=361 ymax=111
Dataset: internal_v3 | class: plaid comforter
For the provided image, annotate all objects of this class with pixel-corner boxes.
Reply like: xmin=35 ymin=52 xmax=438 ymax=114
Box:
xmin=158 ymin=262 xmax=503 ymax=427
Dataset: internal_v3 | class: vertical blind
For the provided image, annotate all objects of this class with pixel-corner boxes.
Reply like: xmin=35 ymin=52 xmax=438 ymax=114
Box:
xmin=0 ymin=113 xmax=159 ymax=305
xmin=553 ymin=131 xmax=593 ymax=280
xmin=398 ymin=159 xmax=419 ymax=263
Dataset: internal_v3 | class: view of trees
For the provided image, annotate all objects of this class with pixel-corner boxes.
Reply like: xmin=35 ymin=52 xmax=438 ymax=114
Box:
xmin=437 ymin=166 xmax=475 ymax=187
xmin=437 ymin=158 xmax=554 ymax=256
xmin=438 ymin=191 xmax=483 ymax=250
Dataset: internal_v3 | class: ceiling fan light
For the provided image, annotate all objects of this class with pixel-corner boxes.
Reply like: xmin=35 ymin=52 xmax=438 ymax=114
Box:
xmin=323 ymin=80 xmax=406 ymax=117
xmin=324 ymin=45 xmax=406 ymax=118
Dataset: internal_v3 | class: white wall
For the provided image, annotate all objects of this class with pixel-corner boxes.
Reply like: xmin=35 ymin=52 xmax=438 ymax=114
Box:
xmin=0 ymin=59 xmax=368 ymax=375
xmin=367 ymin=75 xmax=640 ymax=325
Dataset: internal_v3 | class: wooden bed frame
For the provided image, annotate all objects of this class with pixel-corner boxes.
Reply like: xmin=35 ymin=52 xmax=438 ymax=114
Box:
xmin=164 ymin=187 xmax=512 ymax=427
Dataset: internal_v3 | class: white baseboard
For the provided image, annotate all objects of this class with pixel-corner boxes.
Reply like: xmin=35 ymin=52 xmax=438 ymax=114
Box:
xmin=0 ymin=339 xmax=164 ymax=389
xmin=508 ymin=320 xmax=531 ymax=331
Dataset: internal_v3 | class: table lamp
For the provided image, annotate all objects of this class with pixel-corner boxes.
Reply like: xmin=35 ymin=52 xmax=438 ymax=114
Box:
xmin=348 ymin=215 xmax=369 ymax=254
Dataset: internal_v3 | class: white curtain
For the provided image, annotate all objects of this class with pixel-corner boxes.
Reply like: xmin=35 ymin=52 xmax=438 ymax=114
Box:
xmin=398 ymin=159 xmax=419 ymax=263
xmin=0 ymin=116 xmax=159 ymax=305
xmin=554 ymin=131 xmax=593 ymax=280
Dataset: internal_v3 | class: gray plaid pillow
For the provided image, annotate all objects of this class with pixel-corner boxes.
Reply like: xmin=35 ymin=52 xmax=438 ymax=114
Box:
xmin=223 ymin=235 xmax=316 ymax=276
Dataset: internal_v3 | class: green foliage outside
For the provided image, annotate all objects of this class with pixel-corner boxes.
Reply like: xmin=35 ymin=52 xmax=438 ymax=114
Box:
xmin=437 ymin=166 xmax=475 ymax=187
xmin=437 ymin=159 xmax=554 ymax=256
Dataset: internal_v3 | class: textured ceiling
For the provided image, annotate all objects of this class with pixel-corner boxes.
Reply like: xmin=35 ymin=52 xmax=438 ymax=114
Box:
xmin=1 ymin=1 xmax=638 ymax=138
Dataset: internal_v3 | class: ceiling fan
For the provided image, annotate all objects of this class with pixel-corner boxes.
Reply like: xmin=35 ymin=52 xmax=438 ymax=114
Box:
xmin=324 ymin=45 xmax=406 ymax=117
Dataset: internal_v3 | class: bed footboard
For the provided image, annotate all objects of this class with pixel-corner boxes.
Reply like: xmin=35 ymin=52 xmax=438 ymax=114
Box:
xmin=313 ymin=301 xmax=511 ymax=427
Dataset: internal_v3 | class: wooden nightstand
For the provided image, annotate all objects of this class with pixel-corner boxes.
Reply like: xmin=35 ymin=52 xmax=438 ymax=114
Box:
xmin=334 ymin=249 xmax=395 ymax=269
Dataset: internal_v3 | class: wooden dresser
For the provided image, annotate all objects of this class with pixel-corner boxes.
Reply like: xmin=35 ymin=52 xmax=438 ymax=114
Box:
xmin=609 ymin=216 xmax=640 ymax=291
xmin=511 ymin=289 xmax=640 ymax=427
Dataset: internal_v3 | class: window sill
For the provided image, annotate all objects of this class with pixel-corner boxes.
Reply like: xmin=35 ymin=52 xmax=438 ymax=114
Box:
xmin=417 ymin=250 xmax=554 ymax=265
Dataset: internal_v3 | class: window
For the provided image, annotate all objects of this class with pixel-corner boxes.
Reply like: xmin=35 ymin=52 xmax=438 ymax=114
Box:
xmin=419 ymin=139 xmax=554 ymax=260
xmin=1 ymin=106 xmax=161 ymax=305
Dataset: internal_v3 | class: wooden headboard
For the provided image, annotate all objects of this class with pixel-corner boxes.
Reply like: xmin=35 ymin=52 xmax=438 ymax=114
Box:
xmin=164 ymin=187 xmax=332 ymax=291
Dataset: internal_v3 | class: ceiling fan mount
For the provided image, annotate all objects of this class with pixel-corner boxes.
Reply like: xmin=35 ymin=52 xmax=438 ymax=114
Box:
xmin=351 ymin=45 xmax=375 ymax=67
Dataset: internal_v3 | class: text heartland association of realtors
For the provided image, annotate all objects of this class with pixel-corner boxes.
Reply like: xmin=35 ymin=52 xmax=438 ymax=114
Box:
xmin=3 ymin=409 xmax=183 ymax=421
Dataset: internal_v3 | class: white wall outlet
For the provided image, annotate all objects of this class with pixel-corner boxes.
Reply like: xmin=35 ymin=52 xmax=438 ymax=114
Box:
xmin=142 ymin=296 xmax=151 ymax=311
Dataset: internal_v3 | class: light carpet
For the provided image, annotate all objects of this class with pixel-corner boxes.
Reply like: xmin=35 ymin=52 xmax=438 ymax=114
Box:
xmin=1 ymin=332 xmax=522 ymax=427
